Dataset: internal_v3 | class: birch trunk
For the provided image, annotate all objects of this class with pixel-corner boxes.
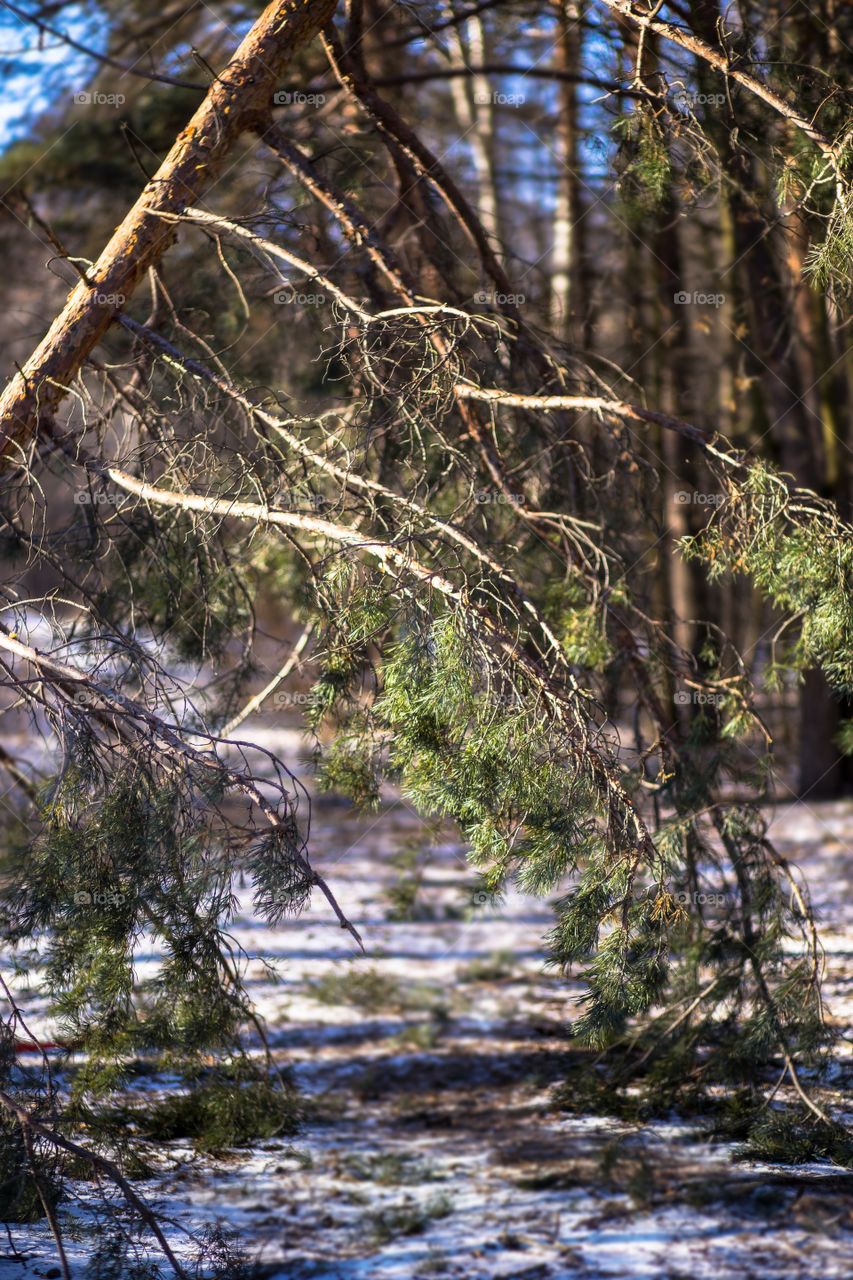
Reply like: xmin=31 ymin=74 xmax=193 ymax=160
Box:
xmin=442 ymin=7 xmax=502 ymax=248
xmin=550 ymin=0 xmax=583 ymax=338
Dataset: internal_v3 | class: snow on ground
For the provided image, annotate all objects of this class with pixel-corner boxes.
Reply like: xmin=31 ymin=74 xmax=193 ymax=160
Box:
xmin=3 ymin=787 xmax=853 ymax=1279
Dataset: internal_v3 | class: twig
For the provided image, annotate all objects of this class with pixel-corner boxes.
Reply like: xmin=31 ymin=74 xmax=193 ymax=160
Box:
xmin=0 ymin=625 xmax=364 ymax=949
xmin=0 ymin=1088 xmax=191 ymax=1279
xmin=221 ymin=622 xmax=315 ymax=737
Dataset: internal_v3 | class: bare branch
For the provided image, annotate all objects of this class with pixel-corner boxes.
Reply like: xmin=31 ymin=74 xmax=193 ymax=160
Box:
xmin=0 ymin=1087 xmax=191 ymax=1279
xmin=454 ymin=385 xmax=715 ymax=443
xmin=221 ymin=623 xmax=315 ymax=737
xmin=600 ymin=0 xmax=849 ymax=162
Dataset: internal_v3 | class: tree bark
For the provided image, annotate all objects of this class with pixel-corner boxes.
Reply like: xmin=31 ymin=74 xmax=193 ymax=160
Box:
xmin=798 ymin=669 xmax=845 ymax=800
xmin=550 ymin=0 xmax=583 ymax=339
xmin=0 ymin=0 xmax=336 ymax=463
xmin=442 ymin=7 xmax=502 ymax=247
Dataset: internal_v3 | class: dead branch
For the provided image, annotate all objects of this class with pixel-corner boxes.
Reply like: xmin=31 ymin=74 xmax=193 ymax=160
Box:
xmin=0 ymin=625 xmax=363 ymax=948
xmin=0 ymin=1087 xmax=191 ymax=1279
xmin=600 ymin=0 xmax=849 ymax=164
xmin=454 ymin=385 xmax=715 ymax=443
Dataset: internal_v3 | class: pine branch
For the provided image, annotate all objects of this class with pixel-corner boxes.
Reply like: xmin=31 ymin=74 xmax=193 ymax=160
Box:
xmin=0 ymin=1088 xmax=192 ymax=1279
xmin=0 ymin=625 xmax=364 ymax=949
xmin=600 ymin=1 xmax=851 ymax=165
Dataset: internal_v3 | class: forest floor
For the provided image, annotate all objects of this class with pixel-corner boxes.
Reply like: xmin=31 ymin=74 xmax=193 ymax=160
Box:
xmin=3 ymin=761 xmax=853 ymax=1279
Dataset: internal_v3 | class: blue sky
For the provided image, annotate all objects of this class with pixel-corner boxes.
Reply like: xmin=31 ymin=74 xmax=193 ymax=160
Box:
xmin=0 ymin=5 xmax=94 ymax=147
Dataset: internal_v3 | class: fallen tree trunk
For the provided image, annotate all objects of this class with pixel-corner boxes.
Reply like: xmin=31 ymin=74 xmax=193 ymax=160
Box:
xmin=0 ymin=0 xmax=336 ymax=463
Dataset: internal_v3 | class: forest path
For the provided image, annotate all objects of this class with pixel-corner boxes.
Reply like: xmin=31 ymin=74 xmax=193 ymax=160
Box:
xmin=178 ymin=796 xmax=853 ymax=1279
xmin=4 ymin=795 xmax=853 ymax=1278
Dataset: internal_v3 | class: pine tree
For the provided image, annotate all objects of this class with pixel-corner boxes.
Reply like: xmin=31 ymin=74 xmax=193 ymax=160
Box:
xmin=0 ymin=0 xmax=851 ymax=1270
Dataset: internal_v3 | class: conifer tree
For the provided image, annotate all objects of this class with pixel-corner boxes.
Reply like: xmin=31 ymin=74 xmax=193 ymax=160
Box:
xmin=0 ymin=0 xmax=851 ymax=1269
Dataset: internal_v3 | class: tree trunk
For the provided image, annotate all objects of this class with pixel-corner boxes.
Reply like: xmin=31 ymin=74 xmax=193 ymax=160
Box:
xmin=0 ymin=0 xmax=336 ymax=461
xmin=442 ymin=6 xmax=503 ymax=248
xmin=550 ymin=0 xmax=583 ymax=338
xmin=799 ymin=669 xmax=845 ymax=799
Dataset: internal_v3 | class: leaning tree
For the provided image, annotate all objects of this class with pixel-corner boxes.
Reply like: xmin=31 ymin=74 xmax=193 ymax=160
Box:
xmin=0 ymin=0 xmax=851 ymax=1271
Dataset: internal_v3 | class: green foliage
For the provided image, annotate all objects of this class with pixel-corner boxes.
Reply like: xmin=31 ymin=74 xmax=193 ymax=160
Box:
xmin=738 ymin=1110 xmax=853 ymax=1167
xmin=84 ymin=1239 xmax=163 ymax=1280
xmin=342 ymin=1151 xmax=440 ymax=1186
xmin=803 ymin=182 xmax=853 ymax=297
xmin=137 ymin=1071 xmax=299 ymax=1154
xmin=613 ymin=108 xmax=673 ymax=216
xmin=314 ymin=734 xmax=382 ymax=810
xmin=383 ymin=843 xmax=430 ymax=921
xmin=684 ymin=463 xmax=853 ymax=693
xmin=0 ymin=84 xmax=196 ymax=200
xmin=368 ymin=1193 xmax=454 ymax=1244
xmin=457 ymin=949 xmax=516 ymax=984
xmin=247 ymin=822 xmax=313 ymax=924
xmin=83 ymin=1222 xmax=255 ymax=1279
xmin=836 ymin=718 xmax=853 ymax=756
xmin=300 ymin=504 xmax=834 ymax=1092
xmin=375 ymin=614 xmax=601 ymax=894
xmin=545 ymin=578 xmax=614 ymax=670
xmin=7 ymin=761 xmax=248 ymax=1070
xmin=0 ymin=1113 xmax=58 ymax=1223
xmin=306 ymin=967 xmax=401 ymax=1013
xmin=569 ymin=920 xmax=670 ymax=1049
xmin=91 ymin=509 xmax=252 ymax=664
xmin=554 ymin=1062 xmax=852 ymax=1171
